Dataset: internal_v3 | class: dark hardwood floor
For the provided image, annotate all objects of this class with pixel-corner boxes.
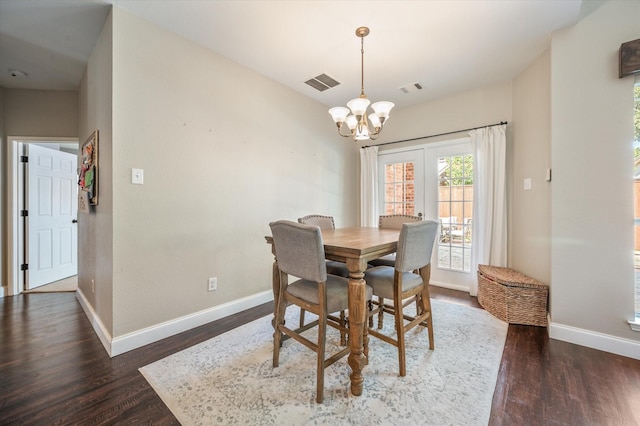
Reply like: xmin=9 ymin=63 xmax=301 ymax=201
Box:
xmin=1 ymin=287 xmax=639 ymax=425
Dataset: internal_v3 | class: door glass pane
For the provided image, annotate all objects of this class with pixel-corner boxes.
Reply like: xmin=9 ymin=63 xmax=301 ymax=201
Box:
xmin=382 ymin=162 xmax=415 ymax=215
xmin=438 ymin=154 xmax=473 ymax=272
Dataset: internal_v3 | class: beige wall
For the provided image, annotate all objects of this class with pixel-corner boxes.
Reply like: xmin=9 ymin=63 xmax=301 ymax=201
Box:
xmin=0 ymin=88 xmax=78 ymax=294
xmin=550 ymin=0 xmax=639 ymax=341
xmin=511 ymin=50 xmax=551 ymax=285
xmin=96 ymin=8 xmax=358 ymax=337
xmin=78 ymin=11 xmax=114 ymax=335
xmin=373 ymin=82 xmax=512 ymax=149
xmin=3 ymin=89 xmax=78 ymax=137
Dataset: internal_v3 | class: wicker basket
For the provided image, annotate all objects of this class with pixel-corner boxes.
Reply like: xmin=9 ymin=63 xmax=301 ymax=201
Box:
xmin=477 ymin=265 xmax=548 ymax=327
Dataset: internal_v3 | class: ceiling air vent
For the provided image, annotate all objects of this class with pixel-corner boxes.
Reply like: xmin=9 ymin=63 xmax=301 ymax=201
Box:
xmin=399 ymin=82 xmax=423 ymax=94
xmin=304 ymin=73 xmax=340 ymax=92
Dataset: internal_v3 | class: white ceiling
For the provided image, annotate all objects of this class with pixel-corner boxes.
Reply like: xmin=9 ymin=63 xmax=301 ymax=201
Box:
xmin=0 ymin=0 xmax=602 ymax=110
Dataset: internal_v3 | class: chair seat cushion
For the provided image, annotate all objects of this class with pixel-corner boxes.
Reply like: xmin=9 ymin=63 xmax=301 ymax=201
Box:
xmin=368 ymin=253 xmax=396 ymax=268
xmin=364 ymin=266 xmax=423 ymax=300
xmin=287 ymin=275 xmax=373 ymax=313
xmin=326 ymin=260 xmax=349 ymax=277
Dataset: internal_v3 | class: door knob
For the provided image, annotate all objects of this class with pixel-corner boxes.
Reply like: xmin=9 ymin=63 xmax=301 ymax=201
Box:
xmin=72 ymin=219 xmax=78 ymax=223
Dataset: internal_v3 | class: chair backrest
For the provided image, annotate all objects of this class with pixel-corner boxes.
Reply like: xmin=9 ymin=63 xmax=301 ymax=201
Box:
xmin=269 ymin=220 xmax=327 ymax=283
xmin=298 ymin=214 xmax=335 ymax=230
xmin=395 ymin=220 xmax=439 ymax=272
xmin=378 ymin=214 xmax=422 ymax=230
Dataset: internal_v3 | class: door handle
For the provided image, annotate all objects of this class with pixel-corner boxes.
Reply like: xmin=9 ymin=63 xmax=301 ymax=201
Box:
xmin=72 ymin=219 xmax=78 ymax=223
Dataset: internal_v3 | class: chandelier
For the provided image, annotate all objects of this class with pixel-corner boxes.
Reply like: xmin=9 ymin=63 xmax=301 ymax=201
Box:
xmin=329 ymin=27 xmax=394 ymax=141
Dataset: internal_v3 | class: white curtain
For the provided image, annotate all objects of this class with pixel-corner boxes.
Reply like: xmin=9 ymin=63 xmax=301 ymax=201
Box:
xmin=470 ymin=124 xmax=507 ymax=295
xmin=359 ymin=146 xmax=379 ymax=227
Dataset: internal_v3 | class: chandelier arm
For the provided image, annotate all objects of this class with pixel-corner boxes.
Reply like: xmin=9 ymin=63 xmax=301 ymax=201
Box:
xmin=337 ymin=124 xmax=355 ymax=138
xmin=368 ymin=125 xmax=381 ymax=140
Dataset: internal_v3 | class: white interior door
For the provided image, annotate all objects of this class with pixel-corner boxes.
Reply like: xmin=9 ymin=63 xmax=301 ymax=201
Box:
xmin=27 ymin=144 xmax=78 ymax=289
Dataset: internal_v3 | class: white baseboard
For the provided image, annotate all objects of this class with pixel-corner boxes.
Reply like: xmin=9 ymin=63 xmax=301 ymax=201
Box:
xmin=549 ymin=321 xmax=640 ymax=360
xmin=110 ymin=290 xmax=273 ymax=357
xmin=76 ymin=288 xmax=113 ymax=356
xmin=0 ymin=286 xmax=5 ymax=298
xmin=429 ymin=280 xmax=470 ymax=293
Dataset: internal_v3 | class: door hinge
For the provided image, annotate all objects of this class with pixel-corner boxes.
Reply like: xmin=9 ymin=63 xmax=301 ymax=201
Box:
xmin=20 ymin=210 xmax=28 ymax=217
xmin=20 ymin=155 xmax=28 ymax=163
xmin=20 ymin=264 xmax=28 ymax=271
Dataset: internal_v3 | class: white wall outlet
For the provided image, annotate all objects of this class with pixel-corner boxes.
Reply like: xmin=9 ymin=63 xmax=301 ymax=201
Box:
xmin=208 ymin=277 xmax=218 ymax=291
xmin=524 ymin=178 xmax=532 ymax=190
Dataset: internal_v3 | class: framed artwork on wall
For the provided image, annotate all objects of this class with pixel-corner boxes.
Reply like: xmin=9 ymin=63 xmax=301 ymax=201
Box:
xmin=79 ymin=130 xmax=99 ymax=208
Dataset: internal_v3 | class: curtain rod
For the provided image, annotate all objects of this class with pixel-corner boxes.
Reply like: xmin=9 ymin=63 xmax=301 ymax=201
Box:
xmin=361 ymin=121 xmax=508 ymax=149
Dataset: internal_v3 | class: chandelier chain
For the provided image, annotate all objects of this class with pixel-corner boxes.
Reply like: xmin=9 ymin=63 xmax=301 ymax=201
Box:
xmin=360 ymin=35 xmax=365 ymax=98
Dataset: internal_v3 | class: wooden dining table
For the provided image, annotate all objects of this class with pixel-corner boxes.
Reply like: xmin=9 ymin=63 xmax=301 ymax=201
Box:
xmin=266 ymin=226 xmax=400 ymax=397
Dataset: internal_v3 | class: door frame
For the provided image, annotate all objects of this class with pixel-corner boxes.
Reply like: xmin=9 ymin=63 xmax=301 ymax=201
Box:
xmin=7 ymin=137 xmax=79 ymax=296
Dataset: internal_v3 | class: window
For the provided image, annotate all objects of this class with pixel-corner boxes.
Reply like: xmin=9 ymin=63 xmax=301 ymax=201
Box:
xmin=437 ymin=154 xmax=473 ymax=272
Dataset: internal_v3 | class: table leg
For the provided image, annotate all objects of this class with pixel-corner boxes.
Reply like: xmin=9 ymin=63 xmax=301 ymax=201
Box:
xmin=346 ymin=258 xmax=368 ymax=396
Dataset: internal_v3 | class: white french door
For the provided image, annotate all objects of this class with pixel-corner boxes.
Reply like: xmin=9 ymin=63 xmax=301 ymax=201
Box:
xmin=378 ymin=138 xmax=475 ymax=292
xmin=425 ymin=140 xmax=475 ymax=291
xmin=26 ymin=144 xmax=78 ymax=289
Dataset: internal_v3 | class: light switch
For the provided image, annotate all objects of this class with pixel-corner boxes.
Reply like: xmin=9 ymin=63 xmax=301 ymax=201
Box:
xmin=132 ymin=168 xmax=144 ymax=184
xmin=524 ymin=178 xmax=532 ymax=190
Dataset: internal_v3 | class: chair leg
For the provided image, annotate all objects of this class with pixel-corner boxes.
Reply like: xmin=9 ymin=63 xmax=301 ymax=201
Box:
xmin=339 ymin=310 xmax=347 ymax=346
xmin=395 ymin=293 xmax=407 ymax=377
xmin=368 ymin=300 xmax=374 ymax=328
xmin=363 ymin=311 xmax=370 ymax=365
xmin=299 ymin=308 xmax=306 ymax=328
xmin=420 ymin=287 xmax=435 ymax=350
xmin=377 ymin=296 xmax=385 ymax=329
xmin=419 ymin=266 xmax=435 ymax=350
xmin=316 ymin=310 xmax=327 ymax=403
xmin=273 ymin=302 xmax=286 ymax=368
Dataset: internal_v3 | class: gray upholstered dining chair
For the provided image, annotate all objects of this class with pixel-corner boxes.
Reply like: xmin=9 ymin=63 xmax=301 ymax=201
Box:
xmin=368 ymin=214 xmax=422 ymax=329
xmin=270 ymin=220 xmax=373 ymax=403
xmin=368 ymin=214 xmax=422 ymax=268
xmin=365 ymin=220 xmax=438 ymax=377
xmin=298 ymin=215 xmax=350 ymax=278
xmin=297 ymin=215 xmax=350 ymax=331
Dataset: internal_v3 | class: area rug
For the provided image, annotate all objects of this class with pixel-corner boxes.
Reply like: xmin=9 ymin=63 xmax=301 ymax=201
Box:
xmin=140 ymin=299 xmax=507 ymax=425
